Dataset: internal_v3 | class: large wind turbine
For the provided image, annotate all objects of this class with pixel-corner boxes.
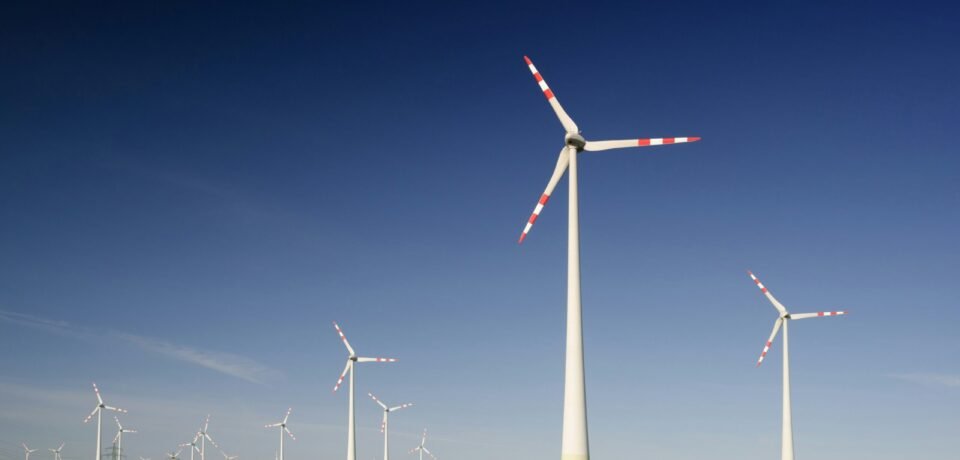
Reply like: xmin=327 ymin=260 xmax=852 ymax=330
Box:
xmin=48 ymin=443 xmax=64 ymax=460
xmin=113 ymin=416 xmax=137 ymax=455
xmin=264 ymin=408 xmax=295 ymax=460
xmin=331 ymin=322 xmax=397 ymax=460
xmin=748 ymin=270 xmax=847 ymax=460
xmin=407 ymin=430 xmax=434 ymax=460
xmin=83 ymin=383 xmax=127 ymax=460
xmin=368 ymin=392 xmax=412 ymax=460
xmin=23 ymin=444 xmax=37 ymax=460
xmin=196 ymin=416 xmax=218 ymax=460
xmin=516 ymin=56 xmax=700 ymax=460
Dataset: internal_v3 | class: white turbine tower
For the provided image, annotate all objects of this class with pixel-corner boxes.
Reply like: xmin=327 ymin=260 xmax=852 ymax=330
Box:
xmin=367 ymin=392 xmax=412 ymax=460
xmin=331 ymin=322 xmax=398 ymax=460
xmin=83 ymin=383 xmax=127 ymax=460
xmin=264 ymin=408 xmax=295 ymax=460
xmin=407 ymin=430 xmax=434 ymax=460
xmin=748 ymin=270 xmax=848 ymax=460
xmin=48 ymin=444 xmax=64 ymax=460
xmin=113 ymin=416 xmax=137 ymax=455
xmin=516 ymin=56 xmax=700 ymax=460
xmin=23 ymin=444 xmax=38 ymax=460
xmin=196 ymin=416 xmax=219 ymax=460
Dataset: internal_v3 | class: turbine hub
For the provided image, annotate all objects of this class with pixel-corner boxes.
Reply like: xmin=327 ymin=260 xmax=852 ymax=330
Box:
xmin=565 ymin=133 xmax=586 ymax=151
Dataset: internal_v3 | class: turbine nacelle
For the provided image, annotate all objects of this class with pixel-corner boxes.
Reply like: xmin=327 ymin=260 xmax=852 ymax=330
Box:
xmin=564 ymin=133 xmax=586 ymax=151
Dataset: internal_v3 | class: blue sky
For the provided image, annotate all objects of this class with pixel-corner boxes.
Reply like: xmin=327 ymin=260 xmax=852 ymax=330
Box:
xmin=1 ymin=1 xmax=958 ymax=460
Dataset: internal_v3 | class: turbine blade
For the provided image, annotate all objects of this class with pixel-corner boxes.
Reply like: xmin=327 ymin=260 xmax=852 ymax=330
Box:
xmin=523 ymin=56 xmax=578 ymax=134
xmin=388 ymin=403 xmax=413 ymax=412
xmin=103 ymin=405 xmax=126 ymax=413
xmin=205 ymin=433 xmax=218 ymax=448
xmin=282 ymin=407 xmax=292 ymax=424
xmin=518 ymin=147 xmax=569 ymax=244
xmin=583 ymin=137 xmax=701 ymax=151
xmin=203 ymin=415 xmax=210 ymax=433
xmin=83 ymin=406 xmax=99 ymax=423
xmin=333 ymin=322 xmax=356 ymax=356
xmin=265 ymin=423 xmax=282 ymax=428
xmin=114 ymin=415 xmax=122 ymax=428
xmin=368 ymin=392 xmax=389 ymax=410
xmin=757 ymin=318 xmax=784 ymax=367
xmin=333 ymin=360 xmax=351 ymax=392
xmin=356 ymin=357 xmax=398 ymax=363
xmin=421 ymin=447 xmax=436 ymax=460
xmin=789 ymin=311 xmax=848 ymax=320
xmin=408 ymin=448 xmax=419 ymax=455
xmin=748 ymin=271 xmax=788 ymax=315
xmin=283 ymin=426 xmax=296 ymax=441
xmin=93 ymin=383 xmax=103 ymax=405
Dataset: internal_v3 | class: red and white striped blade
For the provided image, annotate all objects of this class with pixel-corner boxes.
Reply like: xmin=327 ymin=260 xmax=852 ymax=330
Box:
xmin=389 ymin=402 xmax=413 ymax=412
xmin=83 ymin=406 xmax=98 ymax=423
xmin=748 ymin=271 xmax=788 ymax=315
xmin=422 ymin=447 xmax=436 ymax=460
xmin=356 ymin=357 xmax=398 ymax=363
xmin=333 ymin=322 xmax=356 ymax=356
xmin=368 ymin=392 xmax=388 ymax=410
xmin=790 ymin=311 xmax=848 ymax=320
xmin=92 ymin=382 xmax=103 ymax=405
xmin=104 ymin=405 xmax=126 ymax=413
xmin=583 ymin=137 xmax=701 ymax=152
xmin=282 ymin=407 xmax=292 ymax=425
xmin=519 ymin=147 xmax=569 ymax=244
xmin=757 ymin=318 xmax=783 ymax=367
xmin=333 ymin=360 xmax=351 ymax=392
xmin=284 ymin=426 xmax=295 ymax=441
xmin=408 ymin=448 xmax=419 ymax=455
xmin=524 ymin=56 xmax=578 ymax=134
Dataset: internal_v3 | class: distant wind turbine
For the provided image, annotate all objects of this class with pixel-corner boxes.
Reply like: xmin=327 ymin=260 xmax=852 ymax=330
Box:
xmin=331 ymin=322 xmax=397 ymax=460
xmin=264 ymin=408 xmax=295 ymax=460
xmin=748 ymin=270 xmax=848 ymax=460
xmin=179 ymin=434 xmax=200 ymax=460
xmin=166 ymin=448 xmax=183 ymax=460
xmin=367 ymin=392 xmax=412 ymax=460
xmin=23 ymin=444 xmax=38 ymax=460
xmin=83 ymin=383 xmax=127 ymax=460
xmin=113 ymin=416 xmax=137 ymax=454
xmin=407 ymin=430 xmax=434 ymax=460
xmin=48 ymin=444 xmax=64 ymax=460
xmin=196 ymin=415 xmax=219 ymax=460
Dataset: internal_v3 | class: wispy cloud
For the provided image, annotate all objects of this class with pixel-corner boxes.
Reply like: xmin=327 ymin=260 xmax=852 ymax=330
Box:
xmin=0 ymin=309 xmax=279 ymax=384
xmin=888 ymin=373 xmax=960 ymax=388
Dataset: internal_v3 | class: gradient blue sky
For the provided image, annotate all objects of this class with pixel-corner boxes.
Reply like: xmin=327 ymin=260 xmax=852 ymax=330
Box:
xmin=1 ymin=2 xmax=958 ymax=460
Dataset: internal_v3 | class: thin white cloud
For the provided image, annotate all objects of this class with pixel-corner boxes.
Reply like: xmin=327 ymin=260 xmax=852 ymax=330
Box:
xmin=888 ymin=373 xmax=960 ymax=388
xmin=0 ymin=309 xmax=279 ymax=384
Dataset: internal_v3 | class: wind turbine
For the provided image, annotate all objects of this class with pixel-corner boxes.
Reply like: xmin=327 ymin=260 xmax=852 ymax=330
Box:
xmin=407 ymin=430 xmax=434 ymax=460
xmin=367 ymin=392 xmax=412 ymax=460
xmin=165 ymin=448 xmax=183 ymax=460
xmin=23 ymin=444 xmax=38 ymax=460
xmin=83 ymin=383 xmax=127 ymax=460
xmin=196 ymin=416 xmax=219 ymax=460
xmin=219 ymin=452 xmax=238 ymax=460
xmin=48 ymin=444 xmax=64 ymax=460
xmin=264 ymin=408 xmax=295 ymax=460
xmin=516 ymin=56 xmax=700 ymax=460
xmin=113 ymin=416 xmax=137 ymax=455
xmin=179 ymin=434 xmax=200 ymax=460
xmin=748 ymin=270 xmax=848 ymax=460
xmin=331 ymin=322 xmax=398 ymax=460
